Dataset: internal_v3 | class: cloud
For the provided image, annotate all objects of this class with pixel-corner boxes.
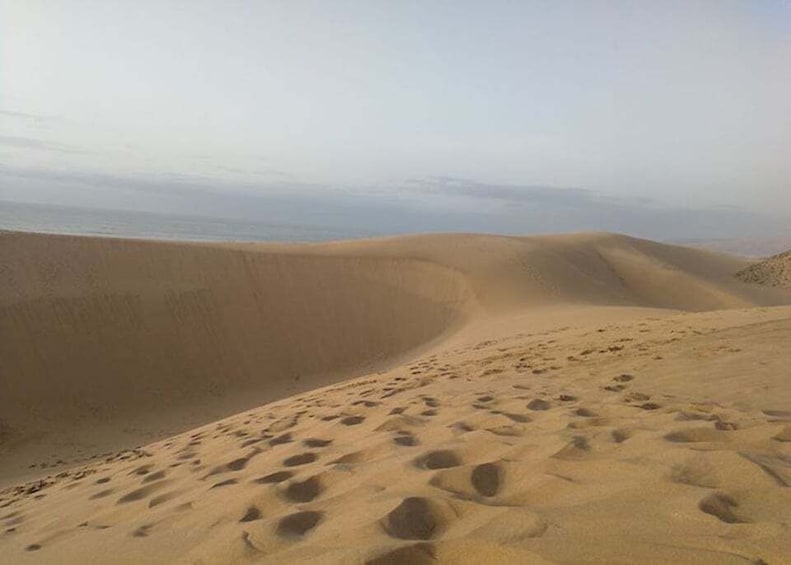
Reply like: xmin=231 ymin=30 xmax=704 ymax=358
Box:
xmin=2 ymin=166 xmax=788 ymax=241
xmin=0 ymin=109 xmax=51 ymax=123
xmin=0 ymin=164 xmax=316 ymax=202
xmin=402 ymin=176 xmax=662 ymax=208
xmin=214 ymin=165 xmax=294 ymax=179
xmin=397 ymin=175 xmax=789 ymax=239
xmin=403 ymin=176 xmax=595 ymax=206
xmin=0 ymin=135 xmax=88 ymax=155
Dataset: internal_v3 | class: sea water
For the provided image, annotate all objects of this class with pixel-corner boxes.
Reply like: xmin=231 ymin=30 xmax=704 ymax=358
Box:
xmin=0 ymin=201 xmax=379 ymax=243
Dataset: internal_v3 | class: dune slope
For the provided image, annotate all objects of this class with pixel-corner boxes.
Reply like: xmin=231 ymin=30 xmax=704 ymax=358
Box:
xmin=1 ymin=231 xmax=788 ymax=486
xmin=2 ymin=230 xmax=791 ymax=563
xmin=2 ymin=304 xmax=791 ymax=563
xmin=0 ymin=231 xmax=471 ymax=483
xmin=736 ymin=249 xmax=791 ymax=288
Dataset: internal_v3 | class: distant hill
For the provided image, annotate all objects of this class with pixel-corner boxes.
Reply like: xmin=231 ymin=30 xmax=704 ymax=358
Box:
xmin=736 ymin=249 xmax=791 ymax=288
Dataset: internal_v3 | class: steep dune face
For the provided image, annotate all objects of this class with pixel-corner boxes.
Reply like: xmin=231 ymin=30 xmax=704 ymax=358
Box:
xmin=3 ymin=305 xmax=791 ymax=564
xmin=0 ymin=232 xmax=471 ymax=480
xmin=1 ymin=231 xmax=787 ymax=483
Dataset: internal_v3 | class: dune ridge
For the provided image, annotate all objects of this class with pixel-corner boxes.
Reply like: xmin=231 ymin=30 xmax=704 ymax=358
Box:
xmin=1 ymin=230 xmax=790 ymax=563
xmin=0 ymin=231 xmax=472 ymax=483
xmin=1 ymin=231 xmax=787 ymax=483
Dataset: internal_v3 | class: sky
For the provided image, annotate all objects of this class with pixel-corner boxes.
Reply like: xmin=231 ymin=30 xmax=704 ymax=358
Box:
xmin=1 ymin=1 xmax=790 ymax=239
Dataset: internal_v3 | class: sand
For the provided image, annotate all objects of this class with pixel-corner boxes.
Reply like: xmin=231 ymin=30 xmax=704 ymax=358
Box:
xmin=1 ymin=230 xmax=790 ymax=563
xmin=736 ymin=249 xmax=791 ymax=288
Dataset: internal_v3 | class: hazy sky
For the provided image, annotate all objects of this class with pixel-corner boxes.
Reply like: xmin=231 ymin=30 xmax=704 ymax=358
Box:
xmin=1 ymin=1 xmax=789 ymax=236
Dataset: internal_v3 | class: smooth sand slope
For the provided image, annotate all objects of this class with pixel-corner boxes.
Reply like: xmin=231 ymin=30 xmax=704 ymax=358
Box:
xmin=1 ymin=231 xmax=790 ymax=563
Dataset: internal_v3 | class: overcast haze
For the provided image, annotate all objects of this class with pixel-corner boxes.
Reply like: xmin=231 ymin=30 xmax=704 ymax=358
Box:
xmin=1 ymin=1 xmax=789 ymax=239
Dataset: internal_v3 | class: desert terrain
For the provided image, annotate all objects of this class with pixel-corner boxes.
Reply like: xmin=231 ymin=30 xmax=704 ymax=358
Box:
xmin=1 ymin=230 xmax=790 ymax=564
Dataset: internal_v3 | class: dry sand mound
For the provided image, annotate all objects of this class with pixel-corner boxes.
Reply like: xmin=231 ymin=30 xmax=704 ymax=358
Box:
xmin=1 ymin=230 xmax=791 ymax=563
xmin=1 ymin=231 xmax=787 ymax=483
xmin=2 ymin=305 xmax=791 ymax=563
xmin=0 ymin=231 xmax=471 ymax=482
xmin=736 ymin=249 xmax=791 ymax=288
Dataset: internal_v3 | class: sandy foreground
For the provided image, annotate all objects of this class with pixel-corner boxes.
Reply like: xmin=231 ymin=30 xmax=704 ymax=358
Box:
xmin=1 ymin=230 xmax=790 ymax=564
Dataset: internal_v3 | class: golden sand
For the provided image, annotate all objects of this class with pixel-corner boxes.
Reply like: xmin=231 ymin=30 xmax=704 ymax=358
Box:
xmin=1 ymin=230 xmax=789 ymax=563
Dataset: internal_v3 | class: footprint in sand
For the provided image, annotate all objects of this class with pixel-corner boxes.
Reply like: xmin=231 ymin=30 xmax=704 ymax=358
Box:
xmin=142 ymin=470 xmax=167 ymax=482
xmin=117 ymin=480 xmax=171 ymax=504
xmin=664 ymin=427 xmax=725 ymax=443
xmin=276 ymin=511 xmax=323 ymax=538
xmin=148 ymin=490 xmax=181 ymax=508
xmin=670 ymin=456 xmax=720 ymax=488
xmin=698 ymin=492 xmax=746 ymax=523
xmin=610 ymin=428 xmax=632 ymax=443
xmin=552 ymin=436 xmax=591 ymax=459
xmin=416 ymin=450 xmax=462 ymax=470
xmin=450 ymin=422 xmax=475 ymax=434
xmin=471 ymin=462 xmax=503 ymax=497
xmin=132 ymin=524 xmax=153 ymax=537
xmin=283 ymin=476 xmax=322 ymax=503
xmin=239 ymin=506 xmax=261 ymax=522
xmin=366 ymin=544 xmax=436 ymax=565
xmin=394 ymin=433 xmax=420 ymax=447
xmin=211 ymin=478 xmax=238 ymax=488
xmin=623 ymin=392 xmax=650 ymax=403
xmin=253 ymin=471 xmax=293 ymax=484
xmin=269 ymin=433 xmax=293 ymax=446
xmin=303 ymin=438 xmax=332 ymax=448
xmin=714 ymin=420 xmax=738 ymax=430
xmin=283 ymin=453 xmax=318 ymax=467
xmin=499 ymin=412 xmax=531 ymax=423
xmin=352 ymin=400 xmax=380 ymax=408
xmin=340 ymin=416 xmax=365 ymax=426
xmin=131 ymin=464 xmax=154 ymax=476
xmin=527 ymin=399 xmax=551 ymax=411
xmin=639 ymin=402 xmax=661 ymax=411
xmin=383 ymin=497 xmax=448 ymax=540
xmin=486 ymin=425 xmax=525 ymax=437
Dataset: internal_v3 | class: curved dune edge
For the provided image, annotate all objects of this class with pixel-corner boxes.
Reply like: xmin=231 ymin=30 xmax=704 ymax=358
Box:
xmin=0 ymin=231 xmax=475 ymax=484
xmin=1 ymin=230 xmax=788 ymax=483
xmin=1 ymin=230 xmax=791 ymax=562
xmin=2 ymin=306 xmax=791 ymax=563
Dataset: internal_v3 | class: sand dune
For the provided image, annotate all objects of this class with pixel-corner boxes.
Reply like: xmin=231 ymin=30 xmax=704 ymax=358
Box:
xmin=0 ymin=231 xmax=477 ymax=483
xmin=736 ymin=249 xmax=791 ymax=288
xmin=1 ymin=230 xmax=790 ymax=563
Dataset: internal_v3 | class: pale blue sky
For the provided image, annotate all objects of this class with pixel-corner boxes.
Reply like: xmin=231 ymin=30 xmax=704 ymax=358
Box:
xmin=1 ymin=1 xmax=789 ymax=235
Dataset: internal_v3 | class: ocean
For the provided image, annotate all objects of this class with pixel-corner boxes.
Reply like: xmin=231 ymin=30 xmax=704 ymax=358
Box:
xmin=0 ymin=200 xmax=381 ymax=243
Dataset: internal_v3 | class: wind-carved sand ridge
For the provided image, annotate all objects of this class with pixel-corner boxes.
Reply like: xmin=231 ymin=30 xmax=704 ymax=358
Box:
xmin=1 ymin=230 xmax=790 ymax=563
